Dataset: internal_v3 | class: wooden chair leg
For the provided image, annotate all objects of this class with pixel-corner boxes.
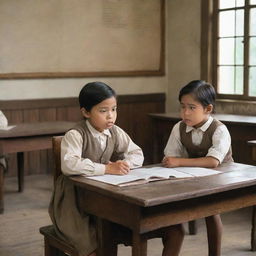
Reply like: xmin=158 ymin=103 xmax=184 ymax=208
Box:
xmin=44 ymin=238 xmax=58 ymax=256
xmin=251 ymin=206 xmax=256 ymax=251
xmin=17 ymin=152 xmax=24 ymax=192
xmin=44 ymin=238 xmax=67 ymax=256
xmin=188 ymin=220 xmax=197 ymax=235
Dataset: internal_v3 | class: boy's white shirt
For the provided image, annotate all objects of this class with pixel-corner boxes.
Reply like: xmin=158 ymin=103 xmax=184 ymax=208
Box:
xmin=164 ymin=116 xmax=231 ymax=164
xmin=0 ymin=111 xmax=8 ymax=127
xmin=61 ymin=120 xmax=144 ymax=176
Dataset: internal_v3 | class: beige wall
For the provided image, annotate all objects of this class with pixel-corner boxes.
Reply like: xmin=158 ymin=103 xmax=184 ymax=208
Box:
xmin=166 ymin=0 xmax=201 ymax=112
xmin=0 ymin=0 xmax=201 ymax=106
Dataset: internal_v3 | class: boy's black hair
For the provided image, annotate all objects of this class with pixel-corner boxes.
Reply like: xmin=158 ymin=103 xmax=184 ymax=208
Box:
xmin=79 ymin=81 xmax=116 ymax=111
xmin=179 ymin=80 xmax=216 ymax=110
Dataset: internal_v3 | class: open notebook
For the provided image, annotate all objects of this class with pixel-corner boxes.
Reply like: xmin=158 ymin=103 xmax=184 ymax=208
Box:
xmin=85 ymin=166 xmax=222 ymax=187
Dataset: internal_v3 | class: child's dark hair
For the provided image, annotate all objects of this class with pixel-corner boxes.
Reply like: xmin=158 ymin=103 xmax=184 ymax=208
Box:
xmin=179 ymin=80 xmax=216 ymax=110
xmin=79 ymin=82 xmax=116 ymax=111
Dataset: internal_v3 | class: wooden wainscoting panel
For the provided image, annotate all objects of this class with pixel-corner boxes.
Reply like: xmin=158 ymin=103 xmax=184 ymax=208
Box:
xmin=56 ymin=107 xmax=69 ymax=120
xmin=23 ymin=109 xmax=40 ymax=122
xmin=116 ymin=94 xmax=165 ymax=164
xmin=23 ymin=109 xmax=40 ymax=175
xmin=9 ymin=110 xmax=24 ymax=124
xmin=39 ymin=108 xmax=57 ymax=121
xmin=66 ymin=106 xmax=81 ymax=121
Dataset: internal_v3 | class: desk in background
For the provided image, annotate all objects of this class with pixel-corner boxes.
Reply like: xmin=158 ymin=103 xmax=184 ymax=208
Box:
xmin=248 ymin=140 xmax=256 ymax=162
xmin=70 ymin=162 xmax=256 ymax=256
xmin=149 ymin=112 xmax=256 ymax=164
xmin=0 ymin=121 xmax=75 ymax=213
xmin=248 ymin=140 xmax=256 ymax=250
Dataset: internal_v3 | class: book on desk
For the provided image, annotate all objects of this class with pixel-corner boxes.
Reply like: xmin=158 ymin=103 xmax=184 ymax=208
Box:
xmin=85 ymin=166 xmax=222 ymax=187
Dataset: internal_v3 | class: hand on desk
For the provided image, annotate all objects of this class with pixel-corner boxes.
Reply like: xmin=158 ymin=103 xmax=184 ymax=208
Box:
xmin=105 ymin=160 xmax=130 ymax=175
xmin=162 ymin=156 xmax=180 ymax=168
xmin=162 ymin=156 xmax=220 ymax=168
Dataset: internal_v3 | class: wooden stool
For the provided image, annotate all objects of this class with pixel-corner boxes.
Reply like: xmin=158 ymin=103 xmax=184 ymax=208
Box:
xmin=40 ymin=225 xmax=79 ymax=256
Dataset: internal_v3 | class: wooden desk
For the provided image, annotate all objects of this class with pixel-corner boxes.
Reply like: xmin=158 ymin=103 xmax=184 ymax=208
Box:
xmin=70 ymin=162 xmax=256 ymax=256
xmin=0 ymin=121 xmax=75 ymax=213
xmin=149 ymin=112 xmax=256 ymax=164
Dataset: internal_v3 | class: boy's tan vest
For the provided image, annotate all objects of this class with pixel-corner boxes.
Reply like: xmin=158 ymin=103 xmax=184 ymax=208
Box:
xmin=179 ymin=119 xmax=233 ymax=163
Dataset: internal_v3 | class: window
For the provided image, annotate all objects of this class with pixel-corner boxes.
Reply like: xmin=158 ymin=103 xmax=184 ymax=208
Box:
xmin=202 ymin=0 xmax=256 ymax=100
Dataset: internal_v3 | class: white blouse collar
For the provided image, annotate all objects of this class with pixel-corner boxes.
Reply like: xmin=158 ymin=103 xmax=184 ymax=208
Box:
xmin=86 ymin=120 xmax=111 ymax=138
xmin=185 ymin=115 xmax=213 ymax=133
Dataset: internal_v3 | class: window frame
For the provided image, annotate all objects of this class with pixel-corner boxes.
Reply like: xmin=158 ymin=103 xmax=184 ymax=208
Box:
xmin=201 ymin=0 xmax=256 ymax=101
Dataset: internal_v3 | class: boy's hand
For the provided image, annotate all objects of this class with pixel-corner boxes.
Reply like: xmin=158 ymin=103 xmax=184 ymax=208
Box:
xmin=105 ymin=160 xmax=130 ymax=175
xmin=162 ymin=156 xmax=180 ymax=168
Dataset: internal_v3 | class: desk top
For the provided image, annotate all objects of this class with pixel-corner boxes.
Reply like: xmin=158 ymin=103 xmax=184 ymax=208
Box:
xmin=71 ymin=162 xmax=256 ymax=207
xmin=0 ymin=121 xmax=76 ymax=138
xmin=149 ymin=112 xmax=256 ymax=125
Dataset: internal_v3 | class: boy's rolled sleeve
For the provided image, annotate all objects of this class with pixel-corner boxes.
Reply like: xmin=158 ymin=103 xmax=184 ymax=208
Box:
xmin=206 ymin=125 xmax=231 ymax=164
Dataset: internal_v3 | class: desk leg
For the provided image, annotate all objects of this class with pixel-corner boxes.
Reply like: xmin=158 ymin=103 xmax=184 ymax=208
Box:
xmin=251 ymin=206 xmax=256 ymax=251
xmin=252 ymin=147 xmax=256 ymax=163
xmin=17 ymin=152 xmax=24 ymax=192
xmin=132 ymin=233 xmax=147 ymax=256
xmin=0 ymin=165 xmax=4 ymax=213
xmin=188 ymin=220 xmax=197 ymax=235
xmin=96 ymin=218 xmax=118 ymax=256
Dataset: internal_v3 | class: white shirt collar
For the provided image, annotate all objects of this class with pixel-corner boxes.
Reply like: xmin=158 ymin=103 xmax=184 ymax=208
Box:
xmin=86 ymin=120 xmax=111 ymax=138
xmin=185 ymin=115 xmax=213 ymax=133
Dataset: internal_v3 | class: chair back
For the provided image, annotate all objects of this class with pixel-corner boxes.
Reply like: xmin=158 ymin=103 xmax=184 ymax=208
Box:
xmin=52 ymin=136 xmax=63 ymax=187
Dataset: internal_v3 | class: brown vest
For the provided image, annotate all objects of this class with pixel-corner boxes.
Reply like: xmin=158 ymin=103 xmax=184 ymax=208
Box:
xmin=180 ymin=119 xmax=233 ymax=163
xmin=72 ymin=120 xmax=125 ymax=164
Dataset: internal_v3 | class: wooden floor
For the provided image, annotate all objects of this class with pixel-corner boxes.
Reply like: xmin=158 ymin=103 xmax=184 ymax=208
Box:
xmin=0 ymin=174 xmax=255 ymax=256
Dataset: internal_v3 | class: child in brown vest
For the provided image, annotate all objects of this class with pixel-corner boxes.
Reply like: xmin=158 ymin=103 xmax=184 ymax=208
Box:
xmin=163 ymin=80 xmax=233 ymax=256
xmin=49 ymin=81 xmax=184 ymax=256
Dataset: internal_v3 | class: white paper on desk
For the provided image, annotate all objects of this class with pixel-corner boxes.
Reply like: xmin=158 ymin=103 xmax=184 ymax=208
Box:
xmin=131 ymin=166 xmax=193 ymax=179
xmin=85 ymin=174 xmax=143 ymax=185
xmin=0 ymin=125 xmax=15 ymax=130
xmin=173 ymin=167 xmax=222 ymax=177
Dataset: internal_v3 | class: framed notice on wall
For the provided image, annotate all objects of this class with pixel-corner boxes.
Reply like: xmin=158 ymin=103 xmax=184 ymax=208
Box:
xmin=0 ymin=0 xmax=165 ymax=79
